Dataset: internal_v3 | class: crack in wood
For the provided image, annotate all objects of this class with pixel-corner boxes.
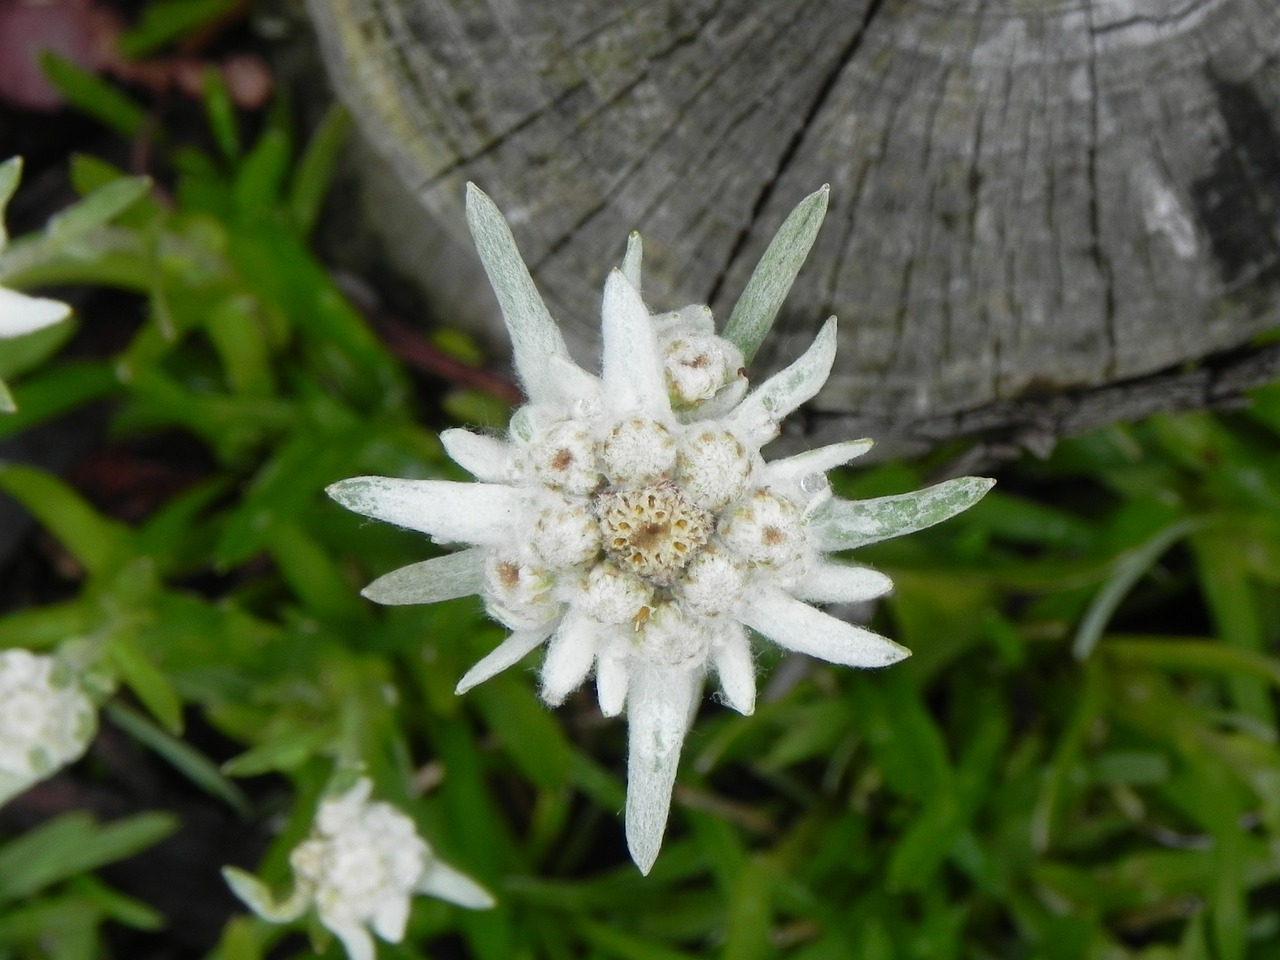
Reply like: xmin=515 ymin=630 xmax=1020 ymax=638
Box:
xmin=706 ymin=0 xmax=888 ymax=307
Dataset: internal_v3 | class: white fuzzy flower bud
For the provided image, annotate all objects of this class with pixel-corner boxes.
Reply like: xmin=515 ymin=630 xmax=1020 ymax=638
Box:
xmin=530 ymin=496 xmax=600 ymax=568
xmin=579 ymin=562 xmax=654 ymax=625
xmin=527 ymin=421 xmax=601 ymax=495
xmin=677 ymin=547 xmax=748 ymax=617
xmin=226 ymin=777 xmax=493 ymax=960
xmin=483 ymin=552 xmax=559 ymax=629
xmin=291 ymin=781 xmax=428 ymax=941
xmin=635 ymin=602 xmax=709 ymax=667
xmin=0 ymin=650 xmax=96 ymax=794
xmin=719 ymin=489 xmax=806 ymax=571
xmin=599 ymin=417 xmax=677 ymax=486
xmin=676 ymin=429 xmax=753 ymax=510
xmin=661 ymin=333 xmax=745 ymax=407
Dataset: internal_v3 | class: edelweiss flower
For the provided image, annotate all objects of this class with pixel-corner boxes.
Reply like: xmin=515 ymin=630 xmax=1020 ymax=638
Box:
xmin=224 ymin=778 xmax=493 ymax=960
xmin=0 ymin=157 xmax=72 ymax=412
xmin=0 ymin=648 xmax=97 ymax=806
xmin=330 ymin=184 xmax=993 ymax=873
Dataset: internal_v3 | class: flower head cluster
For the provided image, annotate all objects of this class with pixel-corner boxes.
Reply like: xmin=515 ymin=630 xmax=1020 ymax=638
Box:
xmin=0 ymin=648 xmax=97 ymax=806
xmin=224 ymin=778 xmax=492 ymax=960
xmin=0 ymin=157 xmax=71 ymax=413
xmin=330 ymin=184 xmax=993 ymax=873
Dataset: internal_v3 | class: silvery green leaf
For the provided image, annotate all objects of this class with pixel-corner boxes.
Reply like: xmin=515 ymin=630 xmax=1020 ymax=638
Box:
xmin=0 ymin=378 xmax=14 ymax=414
xmin=465 ymin=183 xmax=569 ymax=405
xmin=810 ymin=476 xmax=995 ymax=550
xmin=621 ymin=231 xmax=642 ymax=291
xmin=362 ymin=548 xmax=486 ymax=605
xmin=725 ymin=316 xmax=837 ymax=445
xmin=46 ymin=176 xmax=151 ymax=247
xmin=0 ymin=157 xmax=22 ymax=251
xmin=722 ymin=184 xmax=829 ymax=363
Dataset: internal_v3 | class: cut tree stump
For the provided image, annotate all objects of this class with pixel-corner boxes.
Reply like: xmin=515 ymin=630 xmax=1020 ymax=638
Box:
xmin=305 ymin=0 xmax=1280 ymax=455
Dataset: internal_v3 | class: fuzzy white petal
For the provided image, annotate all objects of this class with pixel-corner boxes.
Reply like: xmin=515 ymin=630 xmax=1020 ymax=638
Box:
xmin=417 ymin=860 xmax=496 ymax=909
xmin=465 ymin=184 xmax=570 ymax=406
xmin=810 ymin=476 xmax=997 ymax=549
xmin=370 ymin=894 xmax=410 ymax=942
xmin=712 ymin=627 xmax=756 ymax=716
xmin=0 ymin=287 xmax=71 ymax=338
xmin=362 ymin=548 xmax=486 ymax=606
xmin=221 ymin=867 xmax=308 ymax=923
xmin=547 ymin=353 xmax=604 ymax=409
xmin=327 ymin=478 xmax=520 ymax=544
xmin=456 ymin=625 xmax=556 ymax=694
xmin=625 ymin=664 xmax=699 ymax=875
xmin=330 ymin=919 xmax=376 ymax=960
xmin=764 ymin=439 xmax=875 ymax=486
xmin=601 ymin=269 xmax=669 ymax=417
xmin=621 ymin=232 xmax=643 ymax=291
xmin=440 ymin=429 xmax=511 ymax=482
xmin=726 ymin=317 xmax=837 ymax=445
xmin=540 ymin=612 xmax=600 ymax=705
xmin=596 ymin=654 xmax=629 ymax=717
xmin=743 ymin=588 xmax=910 ymax=668
xmin=790 ymin=563 xmax=894 ymax=604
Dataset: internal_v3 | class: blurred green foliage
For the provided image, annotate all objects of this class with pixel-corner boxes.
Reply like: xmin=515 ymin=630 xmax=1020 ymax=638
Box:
xmin=1 ymin=24 xmax=1278 ymax=960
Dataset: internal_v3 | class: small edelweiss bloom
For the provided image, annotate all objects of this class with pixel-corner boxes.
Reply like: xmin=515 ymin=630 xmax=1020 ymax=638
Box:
xmin=0 ymin=157 xmax=72 ymax=413
xmin=223 ymin=778 xmax=493 ymax=960
xmin=330 ymin=184 xmax=994 ymax=873
xmin=0 ymin=648 xmax=97 ymax=806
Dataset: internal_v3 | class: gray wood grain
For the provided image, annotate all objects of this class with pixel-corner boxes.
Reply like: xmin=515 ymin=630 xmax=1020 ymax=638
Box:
xmin=306 ymin=0 xmax=1280 ymax=446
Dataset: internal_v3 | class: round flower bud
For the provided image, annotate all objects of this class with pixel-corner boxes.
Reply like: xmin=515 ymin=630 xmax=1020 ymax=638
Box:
xmin=636 ymin=602 xmax=709 ymax=667
xmin=530 ymin=495 xmax=600 ymax=568
xmin=677 ymin=546 xmax=748 ymax=617
xmin=675 ymin=429 xmax=753 ymax=510
xmin=579 ymin=562 xmax=654 ymax=625
xmin=719 ymin=489 xmax=806 ymax=570
xmin=0 ymin=650 xmax=95 ymax=782
xmin=527 ymin=420 xmax=601 ymax=495
xmin=483 ymin=552 xmax=558 ymax=629
xmin=661 ymin=332 xmax=745 ymax=407
xmin=599 ymin=417 xmax=677 ymax=486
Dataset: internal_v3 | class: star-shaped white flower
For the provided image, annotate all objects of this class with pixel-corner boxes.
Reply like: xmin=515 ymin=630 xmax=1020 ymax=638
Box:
xmin=330 ymin=184 xmax=993 ymax=873
xmin=0 ymin=648 xmax=97 ymax=806
xmin=0 ymin=157 xmax=72 ymax=412
xmin=224 ymin=778 xmax=493 ymax=960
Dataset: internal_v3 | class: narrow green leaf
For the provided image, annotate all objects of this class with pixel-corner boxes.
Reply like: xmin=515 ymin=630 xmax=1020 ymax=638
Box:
xmin=105 ymin=703 xmax=248 ymax=816
xmin=0 ymin=363 xmax=119 ymax=441
xmin=470 ymin=678 xmax=573 ymax=790
xmin=117 ymin=0 xmax=244 ymax=58
xmin=201 ymin=66 xmax=241 ymax=160
xmin=39 ymin=54 xmax=150 ymax=138
xmin=811 ymin=476 xmax=996 ymax=550
xmin=47 ymin=178 xmax=152 ymax=246
xmin=723 ymin=185 xmax=829 ymax=363
xmin=1072 ymin=518 xmax=1203 ymax=660
xmin=0 ymin=464 xmax=130 ymax=576
xmin=0 ymin=812 xmax=177 ymax=901
xmin=465 ymin=183 xmax=568 ymax=404
xmin=106 ymin=635 xmax=184 ymax=735
xmin=221 ymin=723 xmax=338 ymax=777
xmin=0 ymin=156 xmax=21 ymax=247
xmin=289 ymin=106 xmax=351 ymax=237
xmin=1102 ymin=637 xmax=1280 ymax=687
xmin=234 ymin=129 xmax=291 ymax=216
xmin=723 ymin=859 xmax=774 ymax=960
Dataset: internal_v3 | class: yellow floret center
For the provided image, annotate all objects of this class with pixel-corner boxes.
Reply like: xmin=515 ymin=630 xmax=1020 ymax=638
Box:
xmin=595 ymin=481 xmax=713 ymax=586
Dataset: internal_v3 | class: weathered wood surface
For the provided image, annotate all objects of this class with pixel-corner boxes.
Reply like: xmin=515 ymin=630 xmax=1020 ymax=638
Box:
xmin=306 ymin=0 xmax=1280 ymax=451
